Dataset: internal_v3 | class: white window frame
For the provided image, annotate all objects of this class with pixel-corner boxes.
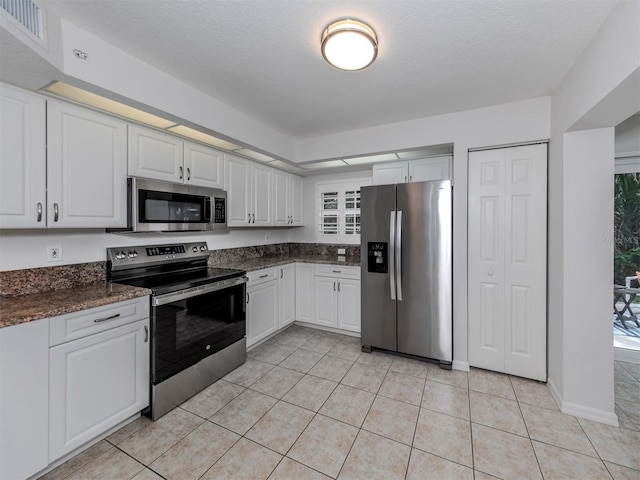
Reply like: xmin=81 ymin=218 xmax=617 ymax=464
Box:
xmin=315 ymin=178 xmax=371 ymax=244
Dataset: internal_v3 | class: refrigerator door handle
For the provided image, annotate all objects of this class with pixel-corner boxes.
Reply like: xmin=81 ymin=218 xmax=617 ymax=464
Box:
xmin=396 ymin=210 xmax=403 ymax=301
xmin=389 ymin=210 xmax=396 ymax=300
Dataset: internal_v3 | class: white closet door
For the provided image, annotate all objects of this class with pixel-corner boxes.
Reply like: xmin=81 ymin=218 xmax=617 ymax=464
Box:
xmin=468 ymin=143 xmax=547 ymax=381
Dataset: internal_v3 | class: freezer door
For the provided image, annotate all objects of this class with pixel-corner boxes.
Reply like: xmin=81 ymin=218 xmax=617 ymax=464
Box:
xmin=396 ymin=181 xmax=452 ymax=361
xmin=360 ymin=184 xmax=397 ymax=351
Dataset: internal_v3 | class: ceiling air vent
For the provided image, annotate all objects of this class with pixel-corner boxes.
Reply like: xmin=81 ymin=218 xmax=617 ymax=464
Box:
xmin=1 ymin=0 xmax=44 ymax=40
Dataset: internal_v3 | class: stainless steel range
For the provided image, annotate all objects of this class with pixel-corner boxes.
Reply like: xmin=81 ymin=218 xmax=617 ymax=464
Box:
xmin=107 ymin=242 xmax=247 ymax=420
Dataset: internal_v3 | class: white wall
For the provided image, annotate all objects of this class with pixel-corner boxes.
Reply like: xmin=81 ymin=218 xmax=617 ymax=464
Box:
xmin=548 ymin=0 xmax=640 ymax=424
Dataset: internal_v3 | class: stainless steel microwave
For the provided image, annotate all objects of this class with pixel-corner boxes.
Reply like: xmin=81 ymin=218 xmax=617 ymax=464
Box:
xmin=115 ymin=178 xmax=227 ymax=233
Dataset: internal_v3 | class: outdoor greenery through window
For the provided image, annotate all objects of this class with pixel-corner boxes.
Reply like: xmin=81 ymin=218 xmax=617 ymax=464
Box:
xmin=614 ymin=172 xmax=640 ymax=287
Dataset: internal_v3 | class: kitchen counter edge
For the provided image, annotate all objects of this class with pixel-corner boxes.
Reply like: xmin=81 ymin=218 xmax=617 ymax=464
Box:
xmin=0 ymin=283 xmax=151 ymax=329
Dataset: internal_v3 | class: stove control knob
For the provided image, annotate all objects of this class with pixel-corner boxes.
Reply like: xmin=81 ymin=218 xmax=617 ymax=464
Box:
xmin=128 ymin=250 xmax=138 ymax=258
xmin=192 ymin=246 xmax=199 ymax=253
xmin=117 ymin=250 xmax=127 ymax=260
xmin=200 ymin=245 xmax=207 ymax=252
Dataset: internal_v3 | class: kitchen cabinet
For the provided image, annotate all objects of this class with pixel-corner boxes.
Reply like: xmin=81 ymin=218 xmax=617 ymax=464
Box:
xmin=47 ymin=101 xmax=128 ymax=228
xmin=0 ymin=84 xmax=46 ymax=228
xmin=246 ymin=268 xmax=279 ymax=347
xmin=49 ymin=298 xmax=150 ymax=460
xmin=225 ymin=153 xmax=272 ymax=226
xmin=312 ymin=265 xmax=361 ymax=333
xmin=372 ymin=156 xmax=451 ymax=185
xmin=295 ymin=263 xmax=314 ymax=323
xmin=0 ymin=319 xmax=49 ymax=480
xmin=129 ymin=124 xmax=224 ymax=188
xmin=279 ymin=264 xmax=296 ymax=328
xmin=273 ymin=171 xmax=304 ymax=226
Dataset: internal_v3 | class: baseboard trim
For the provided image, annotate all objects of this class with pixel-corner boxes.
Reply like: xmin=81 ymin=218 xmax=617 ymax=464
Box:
xmin=547 ymin=378 xmax=618 ymax=427
xmin=614 ymin=347 xmax=640 ymax=364
xmin=452 ymin=360 xmax=470 ymax=371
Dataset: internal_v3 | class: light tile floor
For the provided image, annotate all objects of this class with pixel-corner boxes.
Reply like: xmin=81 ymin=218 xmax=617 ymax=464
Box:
xmin=41 ymin=325 xmax=640 ymax=480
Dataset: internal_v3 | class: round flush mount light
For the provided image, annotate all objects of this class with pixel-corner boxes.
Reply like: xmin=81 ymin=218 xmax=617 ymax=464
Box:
xmin=321 ymin=19 xmax=378 ymax=71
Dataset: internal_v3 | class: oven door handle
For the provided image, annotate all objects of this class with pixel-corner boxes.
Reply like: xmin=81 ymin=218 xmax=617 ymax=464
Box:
xmin=152 ymin=276 xmax=248 ymax=306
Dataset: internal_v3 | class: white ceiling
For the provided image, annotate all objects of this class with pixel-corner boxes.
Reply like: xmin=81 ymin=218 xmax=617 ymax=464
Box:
xmin=39 ymin=0 xmax=618 ymax=140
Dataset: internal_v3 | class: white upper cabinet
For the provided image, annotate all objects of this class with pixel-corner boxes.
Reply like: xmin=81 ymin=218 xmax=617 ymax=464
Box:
xmin=0 ymin=84 xmax=46 ymax=228
xmin=47 ymin=101 xmax=128 ymax=228
xmin=184 ymin=140 xmax=224 ymax=188
xmin=373 ymin=156 xmax=451 ymax=185
xmin=129 ymin=124 xmax=224 ymax=188
xmin=128 ymin=124 xmax=183 ymax=182
xmin=272 ymin=170 xmax=303 ymax=226
xmin=225 ymin=153 xmax=272 ymax=227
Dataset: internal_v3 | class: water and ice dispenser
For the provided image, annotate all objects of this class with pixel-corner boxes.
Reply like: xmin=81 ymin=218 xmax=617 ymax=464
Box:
xmin=367 ymin=242 xmax=388 ymax=273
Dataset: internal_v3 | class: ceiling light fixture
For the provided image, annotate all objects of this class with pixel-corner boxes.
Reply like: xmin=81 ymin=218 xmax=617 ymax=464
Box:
xmin=321 ymin=19 xmax=378 ymax=71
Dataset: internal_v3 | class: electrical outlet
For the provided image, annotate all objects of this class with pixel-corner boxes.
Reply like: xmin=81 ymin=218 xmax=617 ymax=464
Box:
xmin=338 ymin=248 xmax=346 ymax=255
xmin=46 ymin=245 xmax=62 ymax=262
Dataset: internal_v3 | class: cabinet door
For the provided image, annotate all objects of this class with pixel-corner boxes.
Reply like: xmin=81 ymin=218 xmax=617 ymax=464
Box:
xmin=252 ymin=163 xmax=272 ymax=226
xmin=225 ymin=154 xmax=252 ymax=226
xmin=0 ymin=319 xmax=49 ymax=480
xmin=289 ymin=174 xmax=304 ymax=225
xmin=0 ymin=85 xmax=46 ymax=228
xmin=184 ymin=141 xmax=224 ymax=188
xmin=279 ymin=264 xmax=296 ymax=328
xmin=247 ymin=280 xmax=279 ymax=347
xmin=372 ymin=163 xmax=408 ymax=185
xmin=49 ymin=319 xmax=149 ymax=461
xmin=337 ymin=278 xmax=361 ymax=333
xmin=272 ymin=170 xmax=289 ymax=226
xmin=128 ymin=124 xmax=183 ymax=182
xmin=47 ymin=101 xmax=128 ymax=228
xmin=313 ymin=276 xmax=338 ymax=328
xmin=409 ymin=156 xmax=451 ymax=182
xmin=295 ymin=263 xmax=314 ymax=323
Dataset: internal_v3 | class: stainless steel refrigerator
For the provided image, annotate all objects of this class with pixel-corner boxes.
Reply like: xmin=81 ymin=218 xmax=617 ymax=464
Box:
xmin=360 ymin=180 xmax=452 ymax=366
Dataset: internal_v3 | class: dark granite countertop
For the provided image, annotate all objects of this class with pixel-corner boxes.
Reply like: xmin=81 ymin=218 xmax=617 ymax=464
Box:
xmin=211 ymin=254 xmax=360 ymax=272
xmin=0 ymin=283 xmax=151 ymax=329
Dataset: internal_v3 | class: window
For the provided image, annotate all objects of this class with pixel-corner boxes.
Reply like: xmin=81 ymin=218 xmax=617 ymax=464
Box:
xmin=316 ymin=179 xmax=369 ymax=243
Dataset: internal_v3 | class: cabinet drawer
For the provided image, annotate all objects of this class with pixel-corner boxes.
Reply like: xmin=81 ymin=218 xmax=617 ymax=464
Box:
xmin=247 ymin=267 xmax=278 ymax=286
xmin=50 ymin=297 xmax=149 ymax=346
xmin=314 ymin=264 xmax=361 ymax=279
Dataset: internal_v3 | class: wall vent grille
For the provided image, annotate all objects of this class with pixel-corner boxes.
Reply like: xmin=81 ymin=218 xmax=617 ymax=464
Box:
xmin=1 ymin=0 xmax=43 ymax=40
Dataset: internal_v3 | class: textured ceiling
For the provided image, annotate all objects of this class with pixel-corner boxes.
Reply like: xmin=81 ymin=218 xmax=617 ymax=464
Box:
xmin=40 ymin=1 xmax=618 ymax=139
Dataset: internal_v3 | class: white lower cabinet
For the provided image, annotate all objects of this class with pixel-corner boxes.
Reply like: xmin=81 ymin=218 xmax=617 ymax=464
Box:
xmin=0 ymin=319 xmax=49 ymax=480
xmin=279 ymin=264 xmax=296 ymax=328
xmin=295 ymin=263 xmax=314 ymax=323
xmin=246 ymin=268 xmax=279 ymax=348
xmin=312 ymin=265 xmax=361 ymax=333
xmin=49 ymin=298 xmax=150 ymax=462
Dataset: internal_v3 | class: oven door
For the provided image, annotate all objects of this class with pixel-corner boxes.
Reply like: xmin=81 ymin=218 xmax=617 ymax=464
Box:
xmin=151 ymin=280 xmax=246 ymax=385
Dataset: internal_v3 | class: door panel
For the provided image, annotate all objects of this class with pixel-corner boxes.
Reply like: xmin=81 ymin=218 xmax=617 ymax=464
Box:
xmin=360 ymin=184 xmax=397 ymax=351
xmin=396 ymin=181 xmax=452 ymax=361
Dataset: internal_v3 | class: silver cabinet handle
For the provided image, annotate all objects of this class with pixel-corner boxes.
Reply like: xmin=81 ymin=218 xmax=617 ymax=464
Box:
xmin=37 ymin=203 xmax=42 ymax=222
xmin=179 ymin=166 xmax=183 ymax=180
xmin=94 ymin=313 xmax=120 ymax=323
xmin=246 ymin=292 xmax=250 ymax=304
xmin=338 ymin=281 xmax=341 ymax=292
xmin=404 ymin=176 xmax=407 ymax=182
xmin=259 ymin=274 xmax=269 ymax=279
xmin=333 ymin=281 xmax=336 ymax=291
xmin=332 ymin=270 xmax=341 ymax=274
xmin=144 ymin=325 xmax=149 ymax=343
xmin=409 ymin=175 xmax=412 ymax=181
xmin=280 ymin=268 xmax=283 ymax=279
xmin=252 ymin=213 xmax=255 ymax=223
xmin=186 ymin=167 xmax=191 ymax=181
xmin=248 ymin=213 xmax=251 ymax=223
xmin=53 ymin=203 xmax=59 ymax=222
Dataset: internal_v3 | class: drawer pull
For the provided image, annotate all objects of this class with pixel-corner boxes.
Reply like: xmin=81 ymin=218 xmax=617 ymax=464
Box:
xmin=93 ymin=313 xmax=121 ymax=323
xmin=144 ymin=325 xmax=149 ymax=343
xmin=37 ymin=202 xmax=43 ymax=222
xmin=338 ymin=281 xmax=341 ymax=292
xmin=332 ymin=270 xmax=342 ymax=273
xmin=259 ymin=274 xmax=269 ymax=278
xmin=246 ymin=292 xmax=250 ymax=304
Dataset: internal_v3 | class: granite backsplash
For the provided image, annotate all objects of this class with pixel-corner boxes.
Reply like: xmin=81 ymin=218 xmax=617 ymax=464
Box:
xmin=0 ymin=243 xmax=360 ymax=297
